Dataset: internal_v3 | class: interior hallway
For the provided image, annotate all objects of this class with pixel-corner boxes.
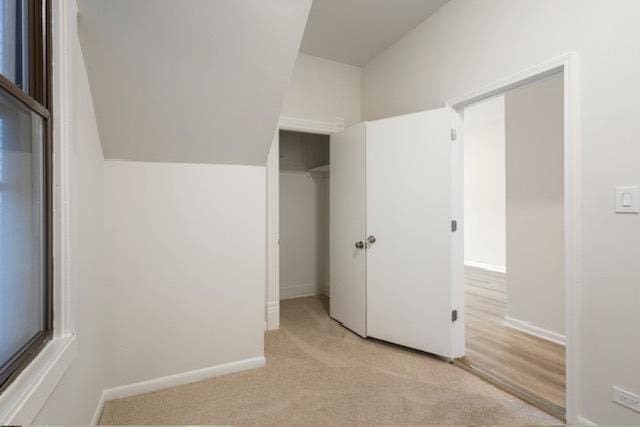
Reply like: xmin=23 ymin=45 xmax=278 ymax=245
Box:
xmin=99 ymin=296 xmax=558 ymax=425
xmin=457 ymin=266 xmax=566 ymax=418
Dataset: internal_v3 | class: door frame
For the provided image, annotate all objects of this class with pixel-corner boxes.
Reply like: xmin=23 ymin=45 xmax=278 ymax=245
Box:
xmin=445 ymin=52 xmax=580 ymax=423
xmin=265 ymin=116 xmax=345 ymax=331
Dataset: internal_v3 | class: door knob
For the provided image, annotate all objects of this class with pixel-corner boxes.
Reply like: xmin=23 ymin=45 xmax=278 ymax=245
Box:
xmin=367 ymin=235 xmax=376 ymax=244
xmin=355 ymin=241 xmax=364 ymax=249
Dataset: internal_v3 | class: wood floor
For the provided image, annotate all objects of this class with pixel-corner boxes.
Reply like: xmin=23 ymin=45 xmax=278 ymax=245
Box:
xmin=455 ymin=266 xmax=566 ymax=420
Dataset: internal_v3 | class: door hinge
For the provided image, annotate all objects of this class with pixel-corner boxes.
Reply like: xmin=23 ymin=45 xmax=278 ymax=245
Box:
xmin=452 ymin=309 xmax=458 ymax=322
xmin=451 ymin=129 xmax=457 ymax=141
xmin=451 ymin=220 xmax=458 ymax=232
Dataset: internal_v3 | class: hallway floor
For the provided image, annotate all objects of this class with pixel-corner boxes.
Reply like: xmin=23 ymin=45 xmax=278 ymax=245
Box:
xmin=457 ymin=266 xmax=566 ymax=418
xmin=99 ymin=296 xmax=559 ymax=425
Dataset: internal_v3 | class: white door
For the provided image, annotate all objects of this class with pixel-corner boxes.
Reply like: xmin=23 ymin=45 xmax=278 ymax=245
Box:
xmin=366 ymin=108 xmax=457 ymax=358
xmin=330 ymin=123 xmax=367 ymax=337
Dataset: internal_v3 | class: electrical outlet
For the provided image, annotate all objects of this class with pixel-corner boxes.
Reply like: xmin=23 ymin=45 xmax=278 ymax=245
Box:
xmin=612 ymin=386 xmax=640 ymax=413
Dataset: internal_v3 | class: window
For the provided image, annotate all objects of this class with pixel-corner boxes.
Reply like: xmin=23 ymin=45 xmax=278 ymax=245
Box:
xmin=0 ymin=0 xmax=51 ymax=394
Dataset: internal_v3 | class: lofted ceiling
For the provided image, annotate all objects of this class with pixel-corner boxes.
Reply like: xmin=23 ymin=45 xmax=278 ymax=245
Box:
xmin=300 ymin=0 xmax=450 ymax=66
xmin=77 ymin=0 xmax=311 ymax=165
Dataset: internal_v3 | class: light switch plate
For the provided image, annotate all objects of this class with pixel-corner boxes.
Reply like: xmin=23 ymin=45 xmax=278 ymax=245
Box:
xmin=615 ymin=186 xmax=639 ymax=214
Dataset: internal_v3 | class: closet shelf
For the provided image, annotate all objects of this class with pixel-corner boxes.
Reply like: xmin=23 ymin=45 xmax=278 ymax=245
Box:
xmin=307 ymin=164 xmax=330 ymax=173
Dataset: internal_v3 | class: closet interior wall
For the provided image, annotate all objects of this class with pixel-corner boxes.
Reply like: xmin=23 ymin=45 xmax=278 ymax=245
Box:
xmin=279 ymin=131 xmax=330 ymax=300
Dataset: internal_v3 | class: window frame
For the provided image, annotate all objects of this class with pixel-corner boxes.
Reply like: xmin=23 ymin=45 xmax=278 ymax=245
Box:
xmin=0 ymin=0 xmax=53 ymax=395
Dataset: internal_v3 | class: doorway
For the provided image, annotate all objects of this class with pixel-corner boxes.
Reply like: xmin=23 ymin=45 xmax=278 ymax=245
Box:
xmin=265 ymin=54 xmax=580 ymax=425
xmin=454 ymin=74 xmax=566 ymax=419
xmin=278 ymin=130 xmax=330 ymax=301
xmin=447 ymin=53 xmax=579 ymax=422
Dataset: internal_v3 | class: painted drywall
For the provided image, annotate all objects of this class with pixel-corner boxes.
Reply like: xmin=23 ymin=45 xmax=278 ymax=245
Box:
xmin=463 ymin=95 xmax=506 ymax=271
xmin=362 ymin=0 xmax=640 ymax=423
xmin=281 ymin=53 xmax=362 ymax=126
xmin=300 ymin=0 xmax=450 ymax=66
xmin=34 ymin=27 xmax=109 ymax=424
xmin=279 ymin=171 xmax=329 ymax=299
xmin=103 ymin=161 xmax=265 ymax=388
xmin=76 ymin=0 xmax=311 ymax=165
xmin=505 ymin=75 xmax=565 ymax=338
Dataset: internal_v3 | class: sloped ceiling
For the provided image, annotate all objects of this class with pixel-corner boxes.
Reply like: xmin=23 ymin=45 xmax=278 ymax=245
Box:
xmin=300 ymin=0 xmax=450 ymax=66
xmin=77 ymin=0 xmax=311 ymax=165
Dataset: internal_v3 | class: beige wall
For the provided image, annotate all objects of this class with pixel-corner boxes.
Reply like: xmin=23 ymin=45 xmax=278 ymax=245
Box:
xmin=103 ymin=161 xmax=266 ymax=388
xmin=281 ymin=53 xmax=362 ymax=126
xmin=362 ymin=0 xmax=640 ymax=423
xmin=505 ymin=75 xmax=564 ymax=337
xmin=279 ymin=172 xmax=329 ymax=298
xmin=279 ymin=131 xmax=330 ymax=299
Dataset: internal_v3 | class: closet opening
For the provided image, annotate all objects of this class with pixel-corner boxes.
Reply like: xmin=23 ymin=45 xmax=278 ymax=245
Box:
xmin=278 ymin=130 xmax=330 ymax=318
xmin=455 ymin=73 xmax=566 ymax=420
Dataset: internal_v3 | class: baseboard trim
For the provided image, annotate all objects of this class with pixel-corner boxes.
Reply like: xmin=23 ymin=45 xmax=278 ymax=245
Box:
xmin=576 ymin=415 xmax=596 ymax=426
xmin=90 ymin=391 xmax=107 ymax=426
xmin=267 ymin=301 xmax=279 ymax=330
xmin=91 ymin=356 xmax=265 ymax=425
xmin=504 ymin=316 xmax=566 ymax=346
xmin=465 ymin=261 xmax=506 ymax=273
xmin=280 ymin=283 xmax=324 ymax=300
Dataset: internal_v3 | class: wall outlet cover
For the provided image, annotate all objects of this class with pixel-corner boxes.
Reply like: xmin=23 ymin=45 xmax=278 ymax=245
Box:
xmin=612 ymin=386 xmax=640 ymax=413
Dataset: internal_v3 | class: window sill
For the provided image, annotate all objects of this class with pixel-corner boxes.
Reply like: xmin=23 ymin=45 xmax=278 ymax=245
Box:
xmin=0 ymin=334 xmax=77 ymax=425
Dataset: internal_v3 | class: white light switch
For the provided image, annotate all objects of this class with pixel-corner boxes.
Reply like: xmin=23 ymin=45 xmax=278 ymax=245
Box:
xmin=616 ymin=186 xmax=639 ymax=214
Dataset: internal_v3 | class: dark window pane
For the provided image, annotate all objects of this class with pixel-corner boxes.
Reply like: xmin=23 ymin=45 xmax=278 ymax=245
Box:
xmin=0 ymin=88 xmax=45 ymax=368
xmin=0 ymin=0 xmax=29 ymax=91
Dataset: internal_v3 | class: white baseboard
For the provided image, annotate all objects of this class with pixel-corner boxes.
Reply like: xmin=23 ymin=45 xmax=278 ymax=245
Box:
xmin=576 ymin=415 xmax=597 ymax=426
xmin=90 ymin=391 xmax=107 ymax=426
xmin=280 ymin=283 xmax=323 ymax=300
xmin=91 ymin=356 xmax=265 ymax=425
xmin=465 ymin=260 xmax=506 ymax=273
xmin=503 ymin=316 xmax=566 ymax=346
xmin=267 ymin=301 xmax=279 ymax=331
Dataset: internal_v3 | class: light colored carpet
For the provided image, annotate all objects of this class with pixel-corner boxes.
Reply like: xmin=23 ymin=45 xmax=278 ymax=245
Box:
xmin=99 ymin=296 xmax=560 ymax=425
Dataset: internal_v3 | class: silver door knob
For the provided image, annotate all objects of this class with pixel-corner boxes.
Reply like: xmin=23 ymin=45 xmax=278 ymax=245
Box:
xmin=355 ymin=241 xmax=364 ymax=249
xmin=367 ymin=235 xmax=376 ymax=244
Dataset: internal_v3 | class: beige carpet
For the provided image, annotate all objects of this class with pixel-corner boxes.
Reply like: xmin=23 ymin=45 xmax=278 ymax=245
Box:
xmin=99 ymin=296 xmax=560 ymax=425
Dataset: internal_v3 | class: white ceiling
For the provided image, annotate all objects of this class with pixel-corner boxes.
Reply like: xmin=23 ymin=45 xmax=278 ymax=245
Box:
xmin=300 ymin=0 xmax=450 ymax=66
xmin=77 ymin=0 xmax=311 ymax=165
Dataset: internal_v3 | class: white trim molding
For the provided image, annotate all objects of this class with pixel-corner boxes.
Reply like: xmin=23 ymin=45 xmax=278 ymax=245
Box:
xmin=576 ymin=415 xmax=597 ymax=426
xmin=503 ymin=316 xmax=566 ymax=346
xmin=52 ymin=0 xmax=77 ymax=338
xmin=464 ymin=261 xmax=506 ymax=274
xmin=91 ymin=356 xmax=265 ymax=425
xmin=266 ymin=301 xmax=280 ymax=331
xmin=266 ymin=116 xmax=344 ymax=331
xmin=0 ymin=335 xmax=77 ymax=425
xmin=0 ymin=2 xmax=79 ymax=424
xmin=266 ymin=133 xmax=280 ymax=330
xmin=278 ymin=116 xmax=345 ymax=135
xmin=447 ymin=52 xmax=580 ymax=424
